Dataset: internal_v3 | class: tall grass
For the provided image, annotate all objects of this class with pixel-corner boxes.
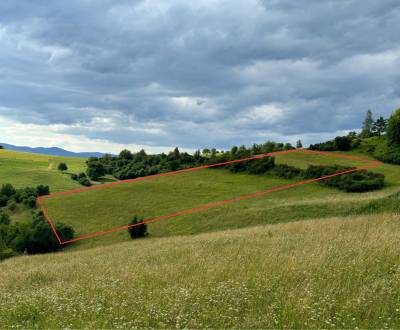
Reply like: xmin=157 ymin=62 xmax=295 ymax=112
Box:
xmin=1 ymin=214 xmax=399 ymax=328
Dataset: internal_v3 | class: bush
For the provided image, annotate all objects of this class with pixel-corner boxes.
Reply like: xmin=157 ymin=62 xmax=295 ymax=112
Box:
xmin=86 ymin=161 xmax=106 ymax=180
xmin=0 ymin=195 xmax=8 ymax=208
xmin=246 ymin=157 xmax=275 ymax=174
xmin=272 ymin=164 xmax=304 ymax=179
xmin=7 ymin=200 xmax=17 ymax=212
xmin=23 ymin=196 xmax=37 ymax=209
xmin=24 ymin=213 xmax=75 ymax=254
xmin=0 ymin=211 xmax=10 ymax=225
xmin=128 ymin=216 xmax=148 ymax=239
xmin=78 ymin=177 xmax=92 ymax=187
xmin=58 ymin=162 xmax=68 ymax=171
xmin=305 ymin=165 xmax=384 ymax=192
xmin=0 ymin=184 xmax=16 ymax=198
xmin=35 ymin=185 xmax=50 ymax=197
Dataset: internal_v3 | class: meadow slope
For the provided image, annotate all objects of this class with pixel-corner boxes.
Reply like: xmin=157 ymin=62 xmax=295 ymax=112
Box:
xmin=41 ymin=150 xmax=400 ymax=249
xmin=1 ymin=214 xmax=400 ymax=328
xmin=0 ymin=149 xmax=86 ymax=192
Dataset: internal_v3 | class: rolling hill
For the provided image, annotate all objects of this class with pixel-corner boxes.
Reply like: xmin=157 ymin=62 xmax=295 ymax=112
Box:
xmin=0 ymin=149 xmax=87 ymax=191
xmin=1 ymin=148 xmax=400 ymax=328
xmin=0 ymin=142 xmax=105 ymax=158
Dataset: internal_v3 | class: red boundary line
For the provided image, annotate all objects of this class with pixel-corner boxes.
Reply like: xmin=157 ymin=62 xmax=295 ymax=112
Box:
xmin=38 ymin=148 xmax=382 ymax=245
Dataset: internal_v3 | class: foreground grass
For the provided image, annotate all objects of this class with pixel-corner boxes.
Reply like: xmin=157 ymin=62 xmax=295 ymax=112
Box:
xmin=1 ymin=214 xmax=399 ymax=328
xmin=0 ymin=149 xmax=86 ymax=192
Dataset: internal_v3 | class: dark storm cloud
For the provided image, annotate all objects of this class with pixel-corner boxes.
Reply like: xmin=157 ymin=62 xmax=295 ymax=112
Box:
xmin=0 ymin=0 xmax=400 ymax=150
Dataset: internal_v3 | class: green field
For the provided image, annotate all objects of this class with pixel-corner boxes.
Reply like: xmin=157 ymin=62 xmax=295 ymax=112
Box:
xmin=0 ymin=149 xmax=87 ymax=192
xmin=1 ymin=149 xmax=400 ymax=328
xmin=40 ymin=150 xmax=399 ymax=249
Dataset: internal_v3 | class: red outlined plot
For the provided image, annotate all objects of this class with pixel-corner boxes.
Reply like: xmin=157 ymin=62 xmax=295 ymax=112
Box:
xmin=37 ymin=148 xmax=382 ymax=245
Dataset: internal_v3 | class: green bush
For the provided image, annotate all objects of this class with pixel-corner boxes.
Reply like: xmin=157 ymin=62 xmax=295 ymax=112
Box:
xmin=23 ymin=196 xmax=37 ymax=209
xmin=24 ymin=213 xmax=75 ymax=254
xmin=0 ymin=184 xmax=16 ymax=198
xmin=78 ymin=177 xmax=92 ymax=187
xmin=305 ymin=165 xmax=384 ymax=192
xmin=0 ymin=211 xmax=10 ymax=225
xmin=35 ymin=185 xmax=50 ymax=197
xmin=7 ymin=200 xmax=17 ymax=212
xmin=58 ymin=162 xmax=68 ymax=171
xmin=272 ymin=164 xmax=304 ymax=179
xmin=0 ymin=195 xmax=8 ymax=208
xmin=128 ymin=216 xmax=148 ymax=239
xmin=246 ymin=157 xmax=275 ymax=174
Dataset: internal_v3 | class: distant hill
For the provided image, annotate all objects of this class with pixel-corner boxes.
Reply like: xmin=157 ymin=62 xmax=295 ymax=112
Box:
xmin=0 ymin=142 xmax=105 ymax=158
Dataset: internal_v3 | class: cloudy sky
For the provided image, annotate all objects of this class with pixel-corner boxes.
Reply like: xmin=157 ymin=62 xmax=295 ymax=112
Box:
xmin=0 ymin=0 xmax=399 ymax=153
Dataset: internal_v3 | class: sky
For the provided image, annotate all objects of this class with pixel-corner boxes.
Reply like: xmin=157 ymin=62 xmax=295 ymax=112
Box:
xmin=0 ymin=0 xmax=399 ymax=154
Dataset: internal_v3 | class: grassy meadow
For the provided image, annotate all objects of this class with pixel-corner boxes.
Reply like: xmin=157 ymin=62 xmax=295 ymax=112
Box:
xmin=41 ymin=149 xmax=399 ymax=249
xmin=0 ymin=149 xmax=86 ymax=192
xmin=1 ymin=214 xmax=400 ymax=328
xmin=1 ymin=148 xmax=400 ymax=328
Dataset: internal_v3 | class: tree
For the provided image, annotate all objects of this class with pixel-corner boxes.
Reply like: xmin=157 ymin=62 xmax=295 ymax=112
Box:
xmin=173 ymin=147 xmax=180 ymax=159
xmin=128 ymin=216 xmax=148 ymax=239
xmin=372 ymin=116 xmax=388 ymax=136
xmin=361 ymin=110 xmax=374 ymax=138
xmin=334 ymin=136 xmax=352 ymax=151
xmin=387 ymin=109 xmax=400 ymax=146
xmin=86 ymin=161 xmax=105 ymax=180
xmin=35 ymin=185 xmax=50 ymax=197
xmin=119 ymin=149 xmax=133 ymax=160
xmin=58 ymin=163 xmax=68 ymax=171
xmin=0 ymin=145 xmax=3 ymax=149
xmin=0 ymin=184 xmax=16 ymax=198
xmin=296 ymin=140 xmax=303 ymax=148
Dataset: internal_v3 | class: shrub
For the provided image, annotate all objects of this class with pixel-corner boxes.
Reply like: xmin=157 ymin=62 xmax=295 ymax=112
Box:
xmin=87 ymin=161 xmax=106 ymax=180
xmin=273 ymin=164 xmax=304 ymax=179
xmin=24 ymin=213 xmax=75 ymax=254
xmin=58 ymin=162 xmax=68 ymax=171
xmin=7 ymin=200 xmax=17 ymax=212
xmin=78 ymin=177 xmax=92 ymax=187
xmin=228 ymin=160 xmax=250 ymax=173
xmin=23 ymin=196 xmax=37 ymax=209
xmin=70 ymin=173 xmax=78 ymax=180
xmin=35 ymin=185 xmax=50 ymax=197
xmin=246 ymin=157 xmax=275 ymax=174
xmin=0 ymin=211 xmax=10 ymax=225
xmin=128 ymin=216 xmax=148 ymax=239
xmin=0 ymin=184 xmax=16 ymax=198
xmin=0 ymin=195 xmax=8 ymax=208
xmin=305 ymin=165 xmax=384 ymax=192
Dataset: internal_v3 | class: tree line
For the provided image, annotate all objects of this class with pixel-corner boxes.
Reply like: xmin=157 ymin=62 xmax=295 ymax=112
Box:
xmin=84 ymin=141 xmax=295 ymax=182
xmin=310 ymin=108 xmax=400 ymax=164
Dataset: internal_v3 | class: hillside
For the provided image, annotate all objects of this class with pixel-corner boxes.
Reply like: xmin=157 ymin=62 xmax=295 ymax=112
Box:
xmin=40 ymin=149 xmax=400 ymax=250
xmin=1 ymin=214 xmax=399 ymax=328
xmin=1 ymin=148 xmax=400 ymax=328
xmin=0 ymin=149 xmax=87 ymax=191
xmin=0 ymin=143 xmax=105 ymax=158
